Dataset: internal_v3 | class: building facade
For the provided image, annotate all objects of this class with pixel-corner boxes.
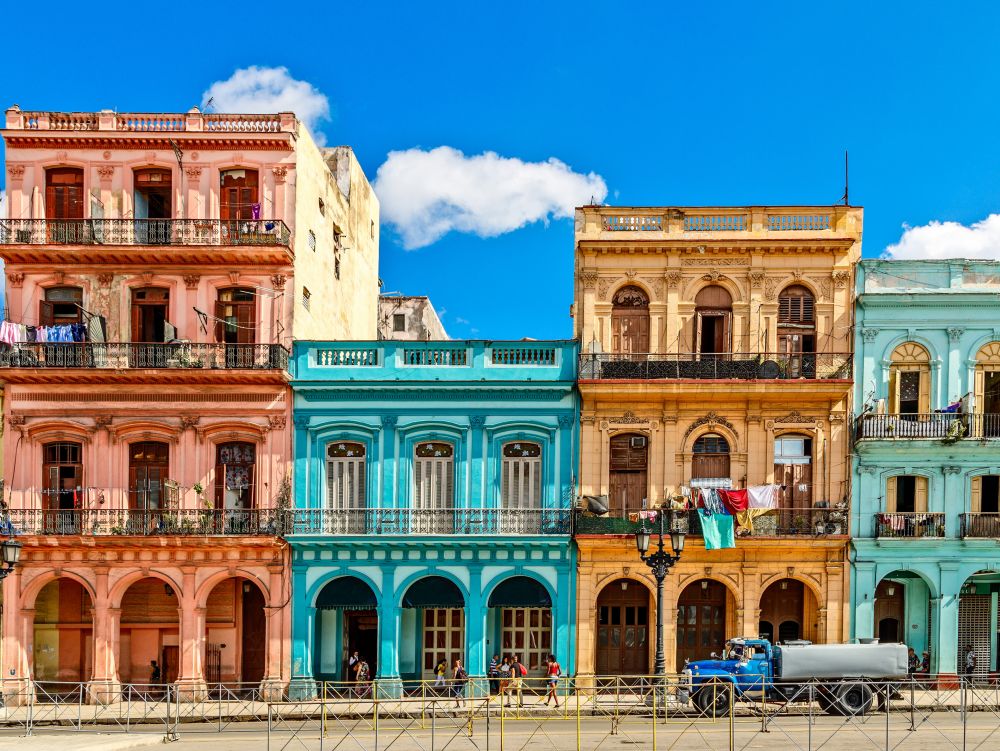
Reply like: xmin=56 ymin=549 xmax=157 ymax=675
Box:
xmin=287 ymin=340 xmax=577 ymax=694
xmin=851 ymin=259 xmax=1000 ymax=677
xmin=0 ymin=106 xmax=379 ymax=700
xmin=377 ymin=295 xmax=448 ymax=340
xmin=573 ymin=206 xmax=861 ymax=675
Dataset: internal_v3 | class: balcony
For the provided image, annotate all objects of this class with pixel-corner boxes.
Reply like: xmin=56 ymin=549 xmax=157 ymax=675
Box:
xmin=579 ymin=352 xmax=851 ymax=381
xmin=874 ymin=513 xmax=946 ymax=539
xmin=4 ymin=508 xmax=285 ymax=536
xmin=0 ymin=343 xmax=288 ymax=370
xmin=288 ymin=508 xmax=572 ymax=536
xmin=855 ymin=413 xmax=1000 ymax=440
xmin=575 ymin=507 xmax=848 ymax=537
xmin=960 ymin=513 xmax=1000 ymax=538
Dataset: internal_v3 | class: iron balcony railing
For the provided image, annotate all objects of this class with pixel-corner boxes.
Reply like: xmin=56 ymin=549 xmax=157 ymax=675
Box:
xmin=0 ymin=342 xmax=288 ymax=370
xmin=857 ymin=413 xmax=1000 ymax=440
xmin=289 ymin=507 xmax=572 ymax=536
xmin=575 ymin=507 xmax=848 ymax=537
xmin=0 ymin=218 xmax=291 ymax=247
xmin=579 ymin=352 xmax=851 ymax=380
xmin=874 ymin=512 xmax=946 ymax=539
xmin=4 ymin=508 xmax=286 ymax=536
xmin=960 ymin=513 xmax=1000 ymax=538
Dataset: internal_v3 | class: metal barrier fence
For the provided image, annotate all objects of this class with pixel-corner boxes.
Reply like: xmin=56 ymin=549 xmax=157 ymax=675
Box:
xmin=6 ymin=674 xmax=1000 ymax=751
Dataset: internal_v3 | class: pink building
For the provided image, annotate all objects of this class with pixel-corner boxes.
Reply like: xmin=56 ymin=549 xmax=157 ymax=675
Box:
xmin=0 ymin=106 xmax=379 ymax=701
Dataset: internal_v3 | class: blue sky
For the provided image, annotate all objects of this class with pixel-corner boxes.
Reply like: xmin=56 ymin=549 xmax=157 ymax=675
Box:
xmin=5 ymin=1 xmax=1000 ymax=339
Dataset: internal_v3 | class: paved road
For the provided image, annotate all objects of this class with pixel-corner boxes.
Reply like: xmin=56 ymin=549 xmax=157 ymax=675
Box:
xmin=5 ymin=713 xmax=1000 ymax=751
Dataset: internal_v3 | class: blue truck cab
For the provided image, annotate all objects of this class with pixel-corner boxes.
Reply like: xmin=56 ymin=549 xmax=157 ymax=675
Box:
xmin=683 ymin=637 xmax=774 ymax=711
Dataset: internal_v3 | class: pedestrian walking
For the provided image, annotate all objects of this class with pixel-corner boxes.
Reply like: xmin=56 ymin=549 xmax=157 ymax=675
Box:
xmin=488 ymin=654 xmax=500 ymax=695
xmin=543 ymin=654 xmax=561 ymax=707
xmin=498 ymin=656 xmax=512 ymax=698
xmin=964 ymin=645 xmax=977 ymax=678
xmin=452 ymin=659 xmax=469 ymax=706
xmin=355 ymin=656 xmax=372 ymax=697
xmin=149 ymin=660 xmax=162 ymax=698
xmin=505 ymin=654 xmax=526 ymax=708
xmin=434 ymin=659 xmax=448 ymax=694
xmin=907 ymin=647 xmax=918 ymax=674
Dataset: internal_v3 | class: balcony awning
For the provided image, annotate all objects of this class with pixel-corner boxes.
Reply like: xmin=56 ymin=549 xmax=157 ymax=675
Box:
xmin=402 ymin=576 xmax=464 ymax=608
xmin=488 ymin=576 xmax=552 ymax=608
xmin=316 ymin=576 xmax=378 ymax=610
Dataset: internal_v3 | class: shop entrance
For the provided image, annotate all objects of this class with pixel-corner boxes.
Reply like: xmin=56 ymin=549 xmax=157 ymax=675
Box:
xmin=595 ymin=578 xmax=649 ymax=676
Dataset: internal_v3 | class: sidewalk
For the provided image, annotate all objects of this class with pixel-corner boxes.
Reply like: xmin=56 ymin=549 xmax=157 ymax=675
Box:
xmin=0 ymin=734 xmax=161 ymax=750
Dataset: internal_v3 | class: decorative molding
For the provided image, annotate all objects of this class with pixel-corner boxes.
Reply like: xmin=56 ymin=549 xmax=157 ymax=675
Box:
xmin=6 ymin=272 xmax=25 ymax=288
xmin=102 ymin=151 xmax=112 ymax=160
xmin=861 ymin=328 xmax=880 ymax=343
xmin=764 ymin=278 xmax=779 ymax=300
xmin=815 ymin=277 xmax=833 ymax=302
xmin=53 ymin=271 xmax=65 ymax=284
xmin=470 ymin=415 xmax=487 ymax=428
xmin=93 ymin=415 xmax=113 ymax=430
xmin=833 ymin=270 xmax=850 ymax=288
xmin=380 ymin=415 xmax=398 ymax=429
xmin=578 ymin=271 xmax=599 ymax=289
xmin=56 ymin=151 xmax=68 ymax=163
xmin=859 ymin=465 xmax=878 ymax=475
xmin=624 ymin=269 xmax=638 ymax=281
xmin=702 ymin=269 xmax=726 ymax=282
xmin=774 ymin=410 xmax=817 ymax=424
xmin=293 ymin=415 xmax=310 ymax=428
xmin=184 ymin=166 xmax=203 ymax=179
xmin=272 ymin=166 xmax=288 ymax=183
xmin=947 ymin=327 xmax=965 ymax=342
xmin=144 ymin=151 xmax=156 ymax=162
xmin=682 ymin=412 xmax=737 ymax=441
xmin=97 ymin=166 xmax=115 ymax=181
xmin=557 ymin=414 xmax=575 ymax=428
xmin=270 ymin=274 xmax=287 ymax=291
xmin=943 ymin=465 xmax=962 ymax=475
xmin=665 ymin=270 xmax=683 ymax=289
xmin=96 ymin=273 xmax=114 ymax=287
xmin=681 ymin=258 xmax=745 ymax=266
xmin=7 ymin=164 xmax=26 ymax=180
xmin=748 ymin=271 xmax=765 ymax=289
xmin=228 ymin=271 xmax=241 ymax=285
xmin=267 ymin=415 xmax=288 ymax=430
xmin=232 ymin=153 xmax=245 ymax=165
xmin=140 ymin=272 xmax=153 ymax=285
xmin=182 ymin=274 xmax=200 ymax=290
xmin=7 ymin=414 xmax=26 ymax=428
xmin=179 ymin=416 xmax=200 ymax=430
xmin=651 ymin=279 xmax=665 ymax=300
xmin=597 ymin=279 xmax=612 ymax=299
xmin=609 ymin=411 xmax=647 ymax=425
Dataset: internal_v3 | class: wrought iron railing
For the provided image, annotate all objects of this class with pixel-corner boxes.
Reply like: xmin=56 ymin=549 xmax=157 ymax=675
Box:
xmin=575 ymin=507 xmax=847 ymax=537
xmin=0 ymin=342 xmax=288 ymax=370
xmin=874 ymin=512 xmax=946 ymax=539
xmin=579 ymin=352 xmax=851 ymax=380
xmin=855 ymin=413 xmax=969 ymax=440
xmin=0 ymin=218 xmax=291 ymax=247
xmin=289 ymin=508 xmax=572 ymax=535
xmin=4 ymin=508 xmax=286 ymax=536
xmin=960 ymin=513 xmax=1000 ymax=538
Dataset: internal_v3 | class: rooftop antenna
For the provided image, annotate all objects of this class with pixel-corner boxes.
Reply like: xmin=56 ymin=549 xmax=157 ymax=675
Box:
xmin=204 ymin=96 xmax=215 ymax=112
xmin=840 ymin=150 xmax=849 ymax=206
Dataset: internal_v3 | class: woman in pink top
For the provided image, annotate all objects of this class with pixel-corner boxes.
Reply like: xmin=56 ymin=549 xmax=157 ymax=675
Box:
xmin=544 ymin=654 xmax=561 ymax=707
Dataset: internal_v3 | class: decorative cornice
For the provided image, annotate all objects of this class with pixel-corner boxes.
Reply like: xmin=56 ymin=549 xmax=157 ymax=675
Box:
xmin=7 ymin=164 xmax=26 ymax=180
xmin=861 ymin=328 xmax=880 ymax=343
xmin=748 ymin=271 xmax=765 ymax=289
xmin=298 ymin=388 xmax=568 ymax=402
xmin=182 ymin=274 xmax=200 ymax=290
xmin=578 ymin=270 xmax=599 ymax=289
xmin=469 ymin=415 xmax=487 ymax=428
xmin=380 ymin=415 xmax=398 ymax=429
xmin=96 ymin=273 xmax=114 ymax=287
xmin=943 ymin=465 xmax=962 ymax=475
xmin=833 ymin=270 xmax=850 ymax=288
xmin=683 ymin=411 xmax=737 ymax=441
xmin=4 ymin=135 xmax=295 ymax=152
xmin=270 ymin=274 xmax=287 ymax=291
xmin=947 ymin=327 xmax=965 ymax=342
xmin=272 ymin=166 xmax=288 ymax=183
xmin=6 ymin=272 xmax=25 ymax=288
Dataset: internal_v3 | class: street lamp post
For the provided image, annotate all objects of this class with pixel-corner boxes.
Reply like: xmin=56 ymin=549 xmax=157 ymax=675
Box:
xmin=0 ymin=535 xmax=22 ymax=581
xmin=635 ymin=510 xmax=686 ymax=676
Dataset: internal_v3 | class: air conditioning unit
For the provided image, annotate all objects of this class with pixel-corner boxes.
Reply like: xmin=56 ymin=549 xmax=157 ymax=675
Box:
xmin=630 ymin=436 xmax=647 ymax=449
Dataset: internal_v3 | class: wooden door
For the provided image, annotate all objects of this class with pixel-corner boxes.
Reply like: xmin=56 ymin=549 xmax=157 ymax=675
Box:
xmin=129 ymin=441 xmax=169 ymax=513
xmin=596 ymin=581 xmax=649 ymax=676
xmin=45 ymin=168 xmax=84 ymax=219
xmin=240 ymin=584 xmax=266 ymax=683
xmin=612 ymin=313 xmax=649 ymax=354
xmin=676 ymin=581 xmax=727 ymax=666
xmin=162 ymin=646 xmax=179 ymax=684
xmin=609 ymin=434 xmax=648 ymax=515
xmin=220 ymin=170 xmax=259 ymax=221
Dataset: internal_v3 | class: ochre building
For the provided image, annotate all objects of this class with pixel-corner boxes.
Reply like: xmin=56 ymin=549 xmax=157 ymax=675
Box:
xmin=572 ymin=206 xmax=861 ymax=675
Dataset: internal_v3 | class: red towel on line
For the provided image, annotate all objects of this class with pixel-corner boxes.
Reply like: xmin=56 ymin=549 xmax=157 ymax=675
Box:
xmin=717 ymin=489 xmax=749 ymax=516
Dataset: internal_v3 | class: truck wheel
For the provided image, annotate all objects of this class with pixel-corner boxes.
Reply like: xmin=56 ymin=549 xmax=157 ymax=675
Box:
xmin=836 ymin=683 xmax=872 ymax=716
xmin=694 ymin=684 xmax=731 ymax=718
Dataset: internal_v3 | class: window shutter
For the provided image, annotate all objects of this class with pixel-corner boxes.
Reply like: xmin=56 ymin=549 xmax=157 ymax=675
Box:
xmin=39 ymin=300 xmax=55 ymax=327
xmin=975 ymin=368 xmax=985 ymax=414
xmin=886 ymin=476 xmax=897 ymax=513
xmin=779 ymin=297 xmax=791 ymax=323
xmin=918 ymin=370 xmax=930 ymax=413
xmin=915 ymin=476 xmax=928 ymax=513
xmin=214 ymin=300 xmax=227 ymax=343
xmin=971 ymin=476 xmax=982 ymax=514
xmin=215 ymin=462 xmax=226 ymax=510
xmin=889 ymin=369 xmax=899 ymax=414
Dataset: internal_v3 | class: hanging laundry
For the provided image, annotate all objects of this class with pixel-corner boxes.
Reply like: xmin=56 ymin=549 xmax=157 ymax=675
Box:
xmin=698 ymin=488 xmax=727 ymax=515
xmin=718 ymin=489 xmax=749 ymax=516
xmin=0 ymin=320 xmax=19 ymax=346
xmin=736 ymin=508 xmax=774 ymax=535
xmin=251 ymin=202 xmax=261 ymax=220
xmin=699 ymin=509 xmax=736 ymax=550
xmin=748 ymin=484 xmax=780 ymax=509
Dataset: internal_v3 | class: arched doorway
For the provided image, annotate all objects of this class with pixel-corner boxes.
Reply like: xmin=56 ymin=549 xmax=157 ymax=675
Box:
xmin=759 ymin=578 xmax=819 ymax=644
xmin=611 ymin=286 xmax=649 ymax=354
xmin=677 ymin=579 xmax=728 ymax=666
xmin=596 ymin=578 xmax=649 ymax=675
xmin=609 ymin=433 xmax=648 ymax=516
xmin=203 ymin=577 xmax=266 ymax=687
xmin=314 ymin=576 xmax=379 ymax=682
xmin=875 ymin=579 xmax=905 ymax=644
xmin=872 ymin=571 xmax=931 ymax=663
xmin=401 ymin=576 xmax=465 ymax=680
xmin=33 ymin=579 xmax=93 ymax=693
xmin=488 ymin=576 xmax=552 ymax=676
xmin=694 ymin=286 xmax=732 ymax=355
xmin=119 ymin=578 xmax=180 ymax=686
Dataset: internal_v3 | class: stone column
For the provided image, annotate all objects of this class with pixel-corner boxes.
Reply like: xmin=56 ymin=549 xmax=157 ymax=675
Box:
xmin=260 ymin=565 xmax=287 ymax=700
xmin=88 ymin=568 xmax=121 ymax=703
xmin=375 ymin=598 xmax=403 ymax=697
xmin=852 ymin=561 xmax=877 ymax=641
xmin=175 ymin=569 xmax=208 ymax=700
xmin=574 ymin=561 xmax=596 ymax=682
xmin=933 ymin=565 xmax=962 ymax=677
xmin=465 ymin=569 xmax=487 ymax=691
xmin=287 ymin=566 xmax=317 ymax=699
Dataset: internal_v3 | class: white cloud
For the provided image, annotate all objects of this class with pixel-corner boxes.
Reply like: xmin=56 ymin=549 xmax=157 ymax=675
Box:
xmin=883 ymin=214 xmax=1000 ymax=260
xmin=202 ymin=66 xmax=330 ymax=137
xmin=374 ymin=146 xmax=608 ymax=249
xmin=455 ymin=316 xmax=470 ymax=325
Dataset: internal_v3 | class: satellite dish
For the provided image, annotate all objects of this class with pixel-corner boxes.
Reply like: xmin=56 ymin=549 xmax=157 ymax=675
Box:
xmin=584 ymin=495 xmax=610 ymax=514
xmin=759 ymin=360 xmax=781 ymax=379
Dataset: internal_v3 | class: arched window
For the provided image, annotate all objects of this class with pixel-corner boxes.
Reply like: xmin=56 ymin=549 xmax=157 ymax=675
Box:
xmin=501 ymin=442 xmax=542 ymax=509
xmin=609 ymin=433 xmax=648 ymax=515
xmin=889 ymin=343 xmax=930 ymax=415
xmin=220 ymin=169 xmax=259 ymax=221
xmin=692 ymin=433 xmax=730 ymax=483
xmin=975 ymin=343 xmax=1000 ymax=436
xmin=414 ymin=442 xmax=454 ymax=510
xmin=326 ymin=442 xmax=366 ymax=510
xmin=694 ymin=286 xmax=732 ymax=355
xmin=778 ymin=284 xmax=815 ymax=357
xmin=611 ymin=286 xmax=649 ymax=354
xmin=216 ymin=442 xmax=256 ymax=510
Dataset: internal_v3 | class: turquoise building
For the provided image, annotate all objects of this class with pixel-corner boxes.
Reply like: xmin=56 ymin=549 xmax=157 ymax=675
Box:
xmin=851 ymin=260 xmax=1000 ymax=676
xmin=287 ymin=340 xmax=578 ymax=694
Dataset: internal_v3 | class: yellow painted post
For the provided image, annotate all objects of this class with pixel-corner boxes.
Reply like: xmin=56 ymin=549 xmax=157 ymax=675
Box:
xmin=576 ymin=678 xmax=581 ymax=751
xmin=728 ymin=682 xmax=734 ymax=751
xmin=422 ymin=679 xmax=426 ymax=728
xmin=500 ymin=690 xmax=505 ymax=751
xmin=322 ymin=683 xmax=328 ymax=739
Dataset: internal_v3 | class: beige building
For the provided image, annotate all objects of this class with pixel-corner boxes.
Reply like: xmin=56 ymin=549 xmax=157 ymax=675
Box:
xmin=572 ymin=206 xmax=861 ymax=675
xmin=378 ymin=295 xmax=448 ymax=340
